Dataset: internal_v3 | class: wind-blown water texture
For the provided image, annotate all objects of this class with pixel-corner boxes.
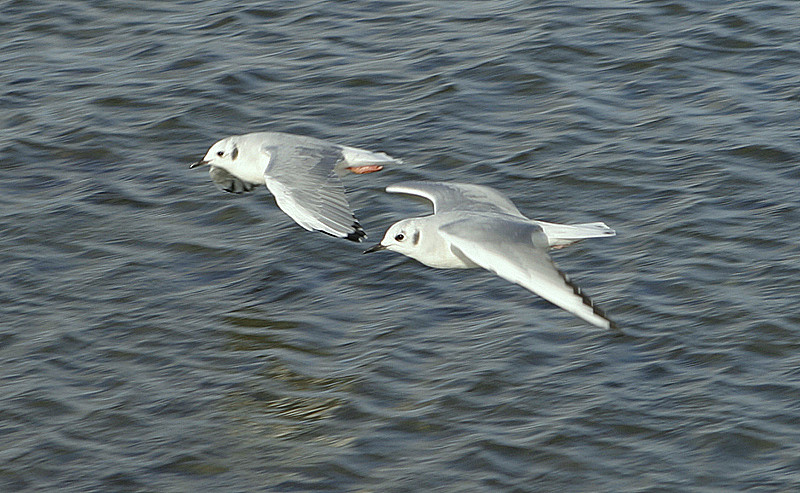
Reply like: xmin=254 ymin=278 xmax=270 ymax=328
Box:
xmin=2 ymin=1 xmax=799 ymax=491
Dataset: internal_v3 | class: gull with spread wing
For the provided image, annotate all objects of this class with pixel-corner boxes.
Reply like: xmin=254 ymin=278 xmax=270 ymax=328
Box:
xmin=191 ymin=132 xmax=400 ymax=241
xmin=364 ymin=181 xmax=617 ymax=328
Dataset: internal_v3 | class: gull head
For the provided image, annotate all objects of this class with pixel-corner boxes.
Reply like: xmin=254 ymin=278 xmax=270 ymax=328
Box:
xmin=190 ymin=136 xmax=240 ymax=170
xmin=364 ymin=218 xmax=422 ymax=257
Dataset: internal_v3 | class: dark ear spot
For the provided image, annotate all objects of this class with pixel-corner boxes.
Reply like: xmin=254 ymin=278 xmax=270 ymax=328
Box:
xmin=231 ymin=146 xmax=239 ymax=160
xmin=412 ymin=231 xmax=420 ymax=246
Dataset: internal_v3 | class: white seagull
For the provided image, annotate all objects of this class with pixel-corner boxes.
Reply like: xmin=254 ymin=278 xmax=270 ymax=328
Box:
xmin=364 ymin=181 xmax=617 ymax=328
xmin=191 ymin=132 xmax=400 ymax=241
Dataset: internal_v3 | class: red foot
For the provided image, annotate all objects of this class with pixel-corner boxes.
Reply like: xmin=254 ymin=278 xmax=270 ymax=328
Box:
xmin=346 ymin=165 xmax=384 ymax=174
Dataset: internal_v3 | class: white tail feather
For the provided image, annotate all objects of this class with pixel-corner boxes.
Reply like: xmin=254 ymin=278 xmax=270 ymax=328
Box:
xmin=534 ymin=221 xmax=616 ymax=248
xmin=340 ymin=145 xmax=401 ymax=166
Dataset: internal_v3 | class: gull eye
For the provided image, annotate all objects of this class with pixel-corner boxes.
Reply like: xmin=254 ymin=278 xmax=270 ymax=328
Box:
xmin=394 ymin=233 xmax=405 ymax=241
xmin=217 ymin=150 xmax=224 ymax=157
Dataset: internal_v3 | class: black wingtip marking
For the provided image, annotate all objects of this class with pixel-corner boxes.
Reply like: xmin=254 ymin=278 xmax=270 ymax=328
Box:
xmin=318 ymin=220 xmax=367 ymax=242
xmin=345 ymin=232 xmax=366 ymax=242
xmin=345 ymin=220 xmax=367 ymax=242
xmin=557 ymin=267 xmax=618 ymax=330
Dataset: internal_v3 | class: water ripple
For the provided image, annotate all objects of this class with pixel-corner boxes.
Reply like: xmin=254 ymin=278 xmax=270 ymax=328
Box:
xmin=1 ymin=0 xmax=800 ymax=491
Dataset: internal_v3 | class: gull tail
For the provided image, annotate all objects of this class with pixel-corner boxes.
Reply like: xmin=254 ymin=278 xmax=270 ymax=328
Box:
xmin=534 ymin=221 xmax=616 ymax=248
xmin=338 ymin=145 xmax=402 ymax=171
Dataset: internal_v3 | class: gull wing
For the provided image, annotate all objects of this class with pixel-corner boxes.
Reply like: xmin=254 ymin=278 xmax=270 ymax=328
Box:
xmin=386 ymin=181 xmax=525 ymax=217
xmin=262 ymin=142 xmax=365 ymax=242
xmin=439 ymin=215 xmax=615 ymax=329
xmin=209 ymin=166 xmax=259 ymax=194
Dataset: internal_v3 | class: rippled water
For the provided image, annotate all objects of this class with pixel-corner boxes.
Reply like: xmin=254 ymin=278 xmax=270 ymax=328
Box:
xmin=2 ymin=0 xmax=800 ymax=490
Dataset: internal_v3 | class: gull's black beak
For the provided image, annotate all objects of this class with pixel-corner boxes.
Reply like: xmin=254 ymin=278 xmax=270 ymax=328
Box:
xmin=190 ymin=159 xmax=208 ymax=169
xmin=363 ymin=243 xmax=387 ymax=254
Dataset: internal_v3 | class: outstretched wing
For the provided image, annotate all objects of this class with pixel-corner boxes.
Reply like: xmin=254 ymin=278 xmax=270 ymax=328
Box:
xmin=263 ymin=142 xmax=365 ymax=242
xmin=386 ymin=181 xmax=525 ymax=217
xmin=209 ymin=166 xmax=259 ymax=194
xmin=439 ymin=215 xmax=615 ymax=329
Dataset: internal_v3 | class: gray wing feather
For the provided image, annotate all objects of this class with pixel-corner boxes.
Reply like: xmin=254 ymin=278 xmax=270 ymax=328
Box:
xmin=263 ymin=143 xmax=365 ymax=241
xmin=386 ymin=181 xmax=525 ymax=217
xmin=209 ymin=166 xmax=259 ymax=194
xmin=439 ymin=215 xmax=615 ymax=329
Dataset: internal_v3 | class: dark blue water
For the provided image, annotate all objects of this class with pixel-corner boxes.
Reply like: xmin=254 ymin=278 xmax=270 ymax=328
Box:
xmin=2 ymin=1 xmax=799 ymax=491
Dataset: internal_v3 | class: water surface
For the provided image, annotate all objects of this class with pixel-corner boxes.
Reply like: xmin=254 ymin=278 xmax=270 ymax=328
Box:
xmin=2 ymin=1 xmax=800 ymax=491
